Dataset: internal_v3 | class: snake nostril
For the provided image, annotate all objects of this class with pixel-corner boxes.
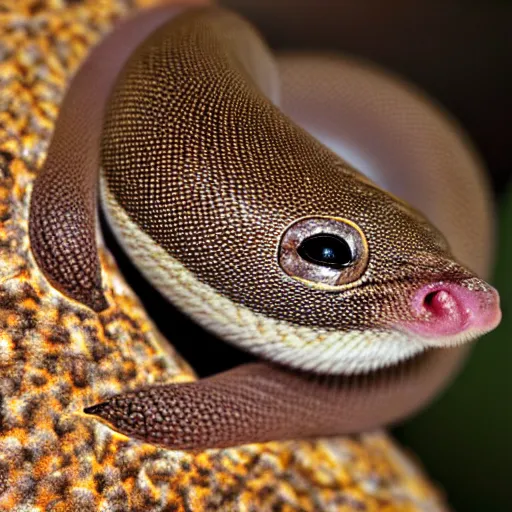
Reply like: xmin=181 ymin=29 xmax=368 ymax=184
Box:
xmin=423 ymin=291 xmax=436 ymax=306
xmin=422 ymin=289 xmax=458 ymax=320
xmin=423 ymin=291 xmax=439 ymax=307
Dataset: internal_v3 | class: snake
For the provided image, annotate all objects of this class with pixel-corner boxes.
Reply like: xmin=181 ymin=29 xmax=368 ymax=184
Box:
xmin=28 ymin=5 xmax=501 ymax=452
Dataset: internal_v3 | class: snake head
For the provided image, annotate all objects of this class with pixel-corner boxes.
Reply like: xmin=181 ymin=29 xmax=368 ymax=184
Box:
xmin=272 ymin=175 xmax=501 ymax=373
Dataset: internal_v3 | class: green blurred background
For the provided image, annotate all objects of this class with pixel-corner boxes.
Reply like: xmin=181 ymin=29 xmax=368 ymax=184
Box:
xmin=219 ymin=1 xmax=511 ymax=509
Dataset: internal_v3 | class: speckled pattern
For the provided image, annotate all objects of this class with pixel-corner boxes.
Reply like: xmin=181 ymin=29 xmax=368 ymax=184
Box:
xmin=0 ymin=0 xmax=448 ymax=510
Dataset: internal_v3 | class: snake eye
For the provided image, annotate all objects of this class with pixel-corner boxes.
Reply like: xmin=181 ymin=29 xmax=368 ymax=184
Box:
xmin=297 ymin=234 xmax=353 ymax=269
xmin=278 ymin=216 xmax=369 ymax=289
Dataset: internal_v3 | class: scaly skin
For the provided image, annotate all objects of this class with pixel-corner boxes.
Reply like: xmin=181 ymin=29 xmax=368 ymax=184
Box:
xmin=0 ymin=0 xmax=448 ymax=510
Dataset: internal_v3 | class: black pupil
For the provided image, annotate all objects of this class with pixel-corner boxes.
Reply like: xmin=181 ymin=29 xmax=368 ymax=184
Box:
xmin=297 ymin=234 xmax=353 ymax=269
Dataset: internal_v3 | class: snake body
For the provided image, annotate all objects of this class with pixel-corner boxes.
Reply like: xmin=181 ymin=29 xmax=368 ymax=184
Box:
xmin=29 ymin=7 xmax=501 ymax=451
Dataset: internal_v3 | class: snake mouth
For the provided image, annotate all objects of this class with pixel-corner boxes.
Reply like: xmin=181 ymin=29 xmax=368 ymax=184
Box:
xmin=396 ymin=281 xmax=501 ymax=348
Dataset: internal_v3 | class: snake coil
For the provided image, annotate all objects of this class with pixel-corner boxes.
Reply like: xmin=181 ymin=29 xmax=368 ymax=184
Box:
xmin=29 ymin=6 xmax=500 ymax=451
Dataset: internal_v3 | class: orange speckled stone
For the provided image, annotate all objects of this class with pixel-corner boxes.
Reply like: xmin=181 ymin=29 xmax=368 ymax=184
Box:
xmin=0 ymin=0 xmax=449 ymax=510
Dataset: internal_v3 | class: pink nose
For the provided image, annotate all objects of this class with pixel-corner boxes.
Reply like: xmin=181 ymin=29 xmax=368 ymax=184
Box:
xmin=406 ymin=282 xmax=501 ymax=339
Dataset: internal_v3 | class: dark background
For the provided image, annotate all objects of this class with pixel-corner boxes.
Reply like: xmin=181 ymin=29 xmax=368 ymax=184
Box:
xmin=109 ymin=1 xmax=511 ymax=510
xmin=218 ymin=1 xmax=511 ymax=510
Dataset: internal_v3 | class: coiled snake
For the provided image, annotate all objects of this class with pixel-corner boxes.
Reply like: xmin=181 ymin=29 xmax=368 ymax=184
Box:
xmin=28 ymin=6 xmax=501 ymax=452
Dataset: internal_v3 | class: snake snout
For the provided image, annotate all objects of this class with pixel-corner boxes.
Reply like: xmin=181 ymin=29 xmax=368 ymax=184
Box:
xmin=403 ymin=282 xmax=501 ymax=344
